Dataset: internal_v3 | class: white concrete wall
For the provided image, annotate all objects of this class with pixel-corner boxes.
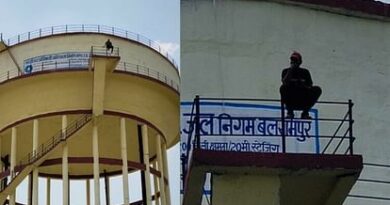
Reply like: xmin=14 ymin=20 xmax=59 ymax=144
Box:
xmin=181 ymin=0 xmax=390 ymax=204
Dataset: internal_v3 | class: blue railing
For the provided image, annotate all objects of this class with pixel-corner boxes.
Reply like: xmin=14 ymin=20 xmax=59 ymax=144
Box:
xmin=181 ymin=96 xmax=355 ymax=189
xmin=1 ymin=24 xmax=178 ymax=69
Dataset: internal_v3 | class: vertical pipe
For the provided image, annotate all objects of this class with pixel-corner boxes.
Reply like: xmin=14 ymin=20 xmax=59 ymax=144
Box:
xmin=120 ymin=118 xmax=129 ymax=204
xmin=137 ymin=125 xmax=147 ymax=205
xmin=142 ymin=125 xmax=152 ymax=205
xmin=10 ymin=127 xmax=17 ymax=205
xmin=46 ymin=178 xmax=51 ymax=205
xmin=86 ymin=180 xmax=91 ymax=205
xmin=161 ymin=142 xmax=171 ymax=205
xmin=92 ymin=120 xmax=100 ymax=205
xmin=281 ymin=101 xmax=286 ymax=153
xmin=195 ymin=95 xmax=200 ymax=148
xmin=156 ymin=135 xmax=166 ymax=205
xmin=62 ymin=115 xmax=69 ymax=205
xmin=104 ymin=171 xmax=110 ymax=205
xmin=152 ymin=162 xmax=160 ymax=205
xmin=348 ymin=99 xmax=354 ymax=155
xmin=32 ymin=120 xmax=39 ymax=205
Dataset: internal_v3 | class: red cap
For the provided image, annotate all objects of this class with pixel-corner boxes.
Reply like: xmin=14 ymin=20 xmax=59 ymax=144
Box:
xmin=290 ymin=51 xmax=302 ymax=63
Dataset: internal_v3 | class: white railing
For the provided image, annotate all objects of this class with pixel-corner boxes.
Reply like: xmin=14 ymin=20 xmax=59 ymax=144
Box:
xmin=0 ymin=61 xmax=180 ymax=92
xmin=1 ymin=24 xmax=178 ymax=69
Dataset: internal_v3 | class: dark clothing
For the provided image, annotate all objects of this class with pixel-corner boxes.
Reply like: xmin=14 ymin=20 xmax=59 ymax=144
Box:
xmin=282 ymin=67 xmax=313 ymax=87
xmin=280 ymin=67 xmax=321 ymax=113
xmin=105 ymin=40 xmax=113 ymax=53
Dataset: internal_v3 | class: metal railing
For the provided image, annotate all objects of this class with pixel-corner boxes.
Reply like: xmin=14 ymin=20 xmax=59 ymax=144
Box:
xmin=0 ymin=114 xmax=92 ymax=190
xmin=116 ymin=62 xmax=180 ymax=91
xmin=1 ymin=24 xmax=178 ymax=69
xmin=91 ymin=46 xmax=120 ymax=57
xmin=0 ymin=60 xmax=180 ymax=92
xmin=347 ymin=162 xmax=390 ymax=203
xmin=181 ymin=96 xmax=355 ymax=189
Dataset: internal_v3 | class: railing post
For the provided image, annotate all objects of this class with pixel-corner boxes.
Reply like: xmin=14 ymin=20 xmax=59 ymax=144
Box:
xmin=28 ymin=32 xmax=30 ymax=40
xmin=281 ymin=100 xmax=286 ymax=153
xmin=51 ymin=26 xmax=54 ymax=35
xmin=39 ymin=29 xmax=42 ymax=37
xmin=348 ymin=99 xmax=354 ymax=155
xmin=181 ymin=153 xmax=186 ymax=184
xmin=195 ymin=95 xmax=201 ymax=149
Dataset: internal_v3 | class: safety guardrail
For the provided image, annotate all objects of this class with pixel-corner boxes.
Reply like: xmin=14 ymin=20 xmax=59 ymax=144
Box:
xmin=181 ymin=96 xmax=355 ymax=188
xmin=91 ymin=46 xmax=120 ymax=57
xmin=347 ymin=163 xmax=390 ymax=203
xmin=0 ymin=114 xmax=91 ymax=191
xmin=1 ymin=24 xmax=178 ymax=69
xmin=0 ymin=60 xmax=180 ymax=92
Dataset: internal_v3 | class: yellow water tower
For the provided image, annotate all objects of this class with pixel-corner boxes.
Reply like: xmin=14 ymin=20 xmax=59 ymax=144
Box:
xmin=0 ymin=24 xmax=180 ymax=205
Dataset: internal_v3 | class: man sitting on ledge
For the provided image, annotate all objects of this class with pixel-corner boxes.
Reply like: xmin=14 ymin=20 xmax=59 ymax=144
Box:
xmin=280 ymin=52 xmax=322 ymax=119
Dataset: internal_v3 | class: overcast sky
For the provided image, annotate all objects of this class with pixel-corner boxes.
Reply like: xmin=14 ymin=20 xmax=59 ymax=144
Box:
xmin=0 ymin=0 xmax=180 ymax=205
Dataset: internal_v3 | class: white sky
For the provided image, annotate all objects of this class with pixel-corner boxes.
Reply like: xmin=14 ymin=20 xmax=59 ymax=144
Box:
xmin=0 ymin=0 xmax=180 ymax=205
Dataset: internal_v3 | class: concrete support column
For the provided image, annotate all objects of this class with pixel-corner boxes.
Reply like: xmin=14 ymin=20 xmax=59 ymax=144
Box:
xmin=92 ymin=120 xmax=100 ymax=205
xmin=62 ymin=115 xmax=69 ymax=205
xmin=120 ymin=118 xmax=129 ymax=204
xmin=9 ymin=127 xmax=17 ymax=205
xmin=162 ymin=142 xmax=171 ymax=205
xmin=141 ymin=125 xmax=152 ymax=205
xmin=86 ymin=180 xmax=91 ymax=205
xmin=32 ymin=119 xmax=39 ymax=205
xmin=213 ymin=174 xmax=280 ymax=205
xmin=156 ymin=135 xmax=166 ymax=205
xmin=46 ymin=178 xmax=51 ymax=205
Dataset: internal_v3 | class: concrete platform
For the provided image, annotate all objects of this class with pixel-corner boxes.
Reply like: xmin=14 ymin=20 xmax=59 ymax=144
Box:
xmin=182 ymin=149 xmax=363 ymax=205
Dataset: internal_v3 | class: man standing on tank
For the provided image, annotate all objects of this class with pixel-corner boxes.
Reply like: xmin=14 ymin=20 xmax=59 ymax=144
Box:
xmin=105 ymin=39 xmax=114 ymax=54
xmin=280 ymin=52 xmax=322 ymax=119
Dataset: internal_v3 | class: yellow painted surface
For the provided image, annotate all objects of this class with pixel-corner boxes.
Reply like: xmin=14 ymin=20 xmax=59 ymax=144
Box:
xmin=213 ymin=174 xmax=280 ymax=205
xmin=0 ymin=70 xmax=179 ymax=176
xmin=0 ymin=34 xmax=179 ymax=84
xmin=93 ymin=58 xmax=108 ymax=116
